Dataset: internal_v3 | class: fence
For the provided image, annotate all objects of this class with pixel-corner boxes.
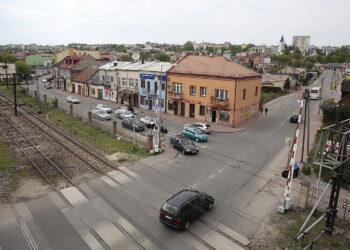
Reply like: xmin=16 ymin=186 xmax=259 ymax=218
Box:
xmin=25 ymin=89 xmax=149 ymax=147
xmin=306 ymin=181 xmax=350 ymax=221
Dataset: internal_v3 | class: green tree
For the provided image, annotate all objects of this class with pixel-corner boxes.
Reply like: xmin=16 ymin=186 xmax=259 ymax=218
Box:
xmin=292 ymin=61 xmax=302 ymax=67
xmin=0 ymin=54 xmax=18 ymax=63
xmin=155 ymin=53 xmax=171 ymax=62
xmin=15 ymin=60 xmax=31 ymax=74
xmin=183 ymin=41 xmax=194 ymax=51
xmin=121 ymin=54 xmax=132 ymax=62
xmin=283 ymin=78 xmax=291 ymax=90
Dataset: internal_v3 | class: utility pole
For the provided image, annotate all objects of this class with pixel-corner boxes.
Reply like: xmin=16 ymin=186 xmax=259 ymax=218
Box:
xmin=301 ymin=89 xmax=309 ymax=163
xmin=4 ymin=60 xmax=9 ymax=89
xmin=13 ymin=74 xmax=17 ymax=116
xmin=318 ymin=77 xmax=324 ymax=114
xmin=325 ymin=131 xmax=349 ymax=234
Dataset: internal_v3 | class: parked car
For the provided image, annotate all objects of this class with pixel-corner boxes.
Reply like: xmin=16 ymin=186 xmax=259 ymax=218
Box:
xmin=170 ymin=135 xmax=199 ymax=154
xmin=42 ymin=79 xmax=48 ymax=83
xmin=91 ymin=109 xmax=111 ymax=121
xmin=140 ymin=116 xmax=157 ymax=127
xmin=121 ymin=118 xmax=145 ymax=132
xmin=188 ymin=122 xmax=211 ymax=134
xmin=159 ymin=189 xmax=214 ymax=230
xmin=118 ymin=105 xmax=135 ymax=113
xmin=66 ymin=96 xmax=80 ymax=104
xmin=96 ymin=104 xmax=112 ymax=113
xmin=44 ymin=82 xmax=52 ymax=89
xmin=115 ymin=109 xmax=134 ymax=119
xmin=182 ymin=125 xmax=208 ymax=142
xmin=290 ymin=113 xmax=299 ymax=123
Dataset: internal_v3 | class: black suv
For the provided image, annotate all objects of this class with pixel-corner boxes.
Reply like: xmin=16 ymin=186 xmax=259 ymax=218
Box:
xmin=159 ymin=189 xmax=214 ymax=230
xmin=170 ymin=135 xmax=199 ymax=154
xmin=121 ymin=118 xmax=145 ymax=132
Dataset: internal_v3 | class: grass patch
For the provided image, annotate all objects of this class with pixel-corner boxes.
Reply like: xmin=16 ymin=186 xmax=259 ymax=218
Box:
xmin=0 ymin=86 xmax=149 ymax=158
xmin=268 ymin=209 xmax=350 ymax=249
xmin=261 ymin=91 xmax=289 ymax=105
xmin=0 ymin=140 xmax=17 ymax=171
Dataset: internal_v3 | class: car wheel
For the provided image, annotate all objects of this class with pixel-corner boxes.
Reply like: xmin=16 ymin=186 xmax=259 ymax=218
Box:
xmin=195 ymin=138 xmax=199 ymax=142
xmin=207 ymin=202 xmax=213 ymax=211
xmin=184 ymin=221 xmax=190 ymax=230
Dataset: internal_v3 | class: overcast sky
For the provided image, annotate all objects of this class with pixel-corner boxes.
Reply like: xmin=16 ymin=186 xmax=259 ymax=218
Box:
xmin=0 ymin=0 xmax=349 ymax=46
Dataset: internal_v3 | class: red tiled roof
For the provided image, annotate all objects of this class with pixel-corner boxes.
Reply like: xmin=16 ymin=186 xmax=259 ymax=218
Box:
xmin=72 ymin=67 xmax=98 ymax=83
xmin=168 ymin=55 xmax=260 ymax=78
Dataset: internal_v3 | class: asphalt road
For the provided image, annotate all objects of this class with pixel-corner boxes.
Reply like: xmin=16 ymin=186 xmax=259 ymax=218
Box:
xmin=0 ymin=71 xmax=335 ymax=249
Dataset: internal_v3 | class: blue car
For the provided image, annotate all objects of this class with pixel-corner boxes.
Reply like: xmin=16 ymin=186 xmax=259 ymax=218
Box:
xmin=182 ymin=125 xmax=208 ymax=142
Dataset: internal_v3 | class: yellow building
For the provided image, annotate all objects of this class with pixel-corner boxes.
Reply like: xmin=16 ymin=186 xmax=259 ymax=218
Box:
xmin=166 ymin=55 xmax=262 ymax=127
xmin=55 ymin=47 xmax=101 ymax=63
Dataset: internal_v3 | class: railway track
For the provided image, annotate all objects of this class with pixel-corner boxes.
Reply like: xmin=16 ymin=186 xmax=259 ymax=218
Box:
xmin=0 ymin=91 xmax=248 ymax=249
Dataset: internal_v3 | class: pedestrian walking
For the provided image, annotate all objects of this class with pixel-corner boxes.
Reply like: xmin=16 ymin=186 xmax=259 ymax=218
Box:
xmin=265 ymin=108 xmax=268 ymax=116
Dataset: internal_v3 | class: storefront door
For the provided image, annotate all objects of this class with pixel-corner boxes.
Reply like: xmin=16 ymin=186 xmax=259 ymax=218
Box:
xmin=211 ymin=108 xmax=217 ymax=122
xmin=180 ymin=103 xmax=185 ymax=116
xmin=98 ymin=89 xmax=103 ymax=99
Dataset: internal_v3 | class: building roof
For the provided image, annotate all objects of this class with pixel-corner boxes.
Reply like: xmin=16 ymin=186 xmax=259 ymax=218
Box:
xmin=168 ymin=55 xmax=260 ymax=78
xmin=139 ymin=62 xmax=173 ymax=73
xmin=116 ymin=61 xmax=156 ymax=71
xmin=99 ymin=61 xmax=132 ymax=70
xmin=72 ymin=67 xmax=98 ymax=83
xmin=280 ymin=35 xmax=285 ymax=43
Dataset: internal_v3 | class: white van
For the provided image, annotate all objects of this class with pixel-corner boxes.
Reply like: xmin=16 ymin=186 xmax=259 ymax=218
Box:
xmin=310 ymin=86 xmax=321 ymax=100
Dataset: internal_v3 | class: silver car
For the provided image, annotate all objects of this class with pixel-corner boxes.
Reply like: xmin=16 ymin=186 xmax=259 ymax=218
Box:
xmin=91 ymin=109 xmax=111 ymax=120
xmin=140 ymin=116 xmax=157 ymax=126
xmin=96 ymin=104 xmax=112 ymax=113
xmin=115 ymin=109 xmax=134 ymax=119
xmin=189 ymin=122 xmax=211 ymax=134
xmin=66 ymin=96 xmax=80 ymax=104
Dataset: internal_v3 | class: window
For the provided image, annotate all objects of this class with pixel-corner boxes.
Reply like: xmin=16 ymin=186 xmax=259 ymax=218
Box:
xmin=172 ymin=82 xmax=183 ymax=93
xmin=160 ymin=99 xmax=165 ymax=108
xmin=118 ymin=77 xmax=121 ymax=85
xmin=110 ymin=76 xmax=114 ymax=82
xmin=255 ymin=86 xmax=258 ymax=96
xmin=102 ymin=75 xmax=105 ymax=81
xmin=155 ymin=81 xmax=158 ymax=94
xmin=141 ymin=78 xmax=145 ymax=88
xmin=134 ymin=79 xmax=138 ymax=88
xmin=200 ymin=87 xmax=207 ymax=96
xmin=199 ymin=105 xmax=206 ymax=116
xmin=129 ymin=78 xmax=134 ymax=87
xmin=161 ymin=82 xmax=166 ymax=90
xmin=168 ymin=102 xmax=174 ymax=110
xmin=92 ymin=88 xmax=95 ymax=95
xmin=111 ymin=92 xmax=114 ymax=98
xmin=215 ymin=89 xmax=228 ymax=100
xmin=140 ymin=96 xmax=146 ymax=105
xmin=243 ymin=89 xmax=246 ymax=100
xmin=190 ymin=86 xmax=196 ymax=95
xmin=122 ymin=78 xmax=127 ymax=86
xmin=220 ymin=109 xmax=230 ymax=121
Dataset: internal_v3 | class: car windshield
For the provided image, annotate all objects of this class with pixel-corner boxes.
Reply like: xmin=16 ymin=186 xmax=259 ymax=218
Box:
xmin=194 ymin=128 xmax=204 ymax=134
xmin=162 ymin=203 xmax=178 ymax=216
xmin=180 ymin=139 xmax=191 ymax=145
xmin=148 ymin=118 xmax=156 ymax=122
xmin=124 ymin=111 xmax=132 ymax=115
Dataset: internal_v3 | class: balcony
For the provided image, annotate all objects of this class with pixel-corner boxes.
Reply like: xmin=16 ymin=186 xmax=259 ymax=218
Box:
xmin=168 ymin=91 xmax=183 ymax=100
xmin=142 ymin=89 xmax=157 ymax=96
xmin=210 ymin=96 xmax=229 ymax=107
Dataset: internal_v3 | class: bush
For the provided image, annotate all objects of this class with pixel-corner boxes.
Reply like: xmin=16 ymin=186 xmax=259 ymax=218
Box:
xmin=262 ymin=86 xmax=282 ymax=93
xmin=51 ymin=97 xmax=58 ymax=108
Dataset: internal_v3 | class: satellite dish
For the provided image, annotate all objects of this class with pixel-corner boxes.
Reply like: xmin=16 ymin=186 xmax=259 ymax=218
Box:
xmin=132 ymin=53 xmax=140 ymax=61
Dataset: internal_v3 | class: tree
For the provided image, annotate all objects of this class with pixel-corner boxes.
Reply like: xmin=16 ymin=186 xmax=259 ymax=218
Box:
xmin=121 ymin=54 xmax=132 ymax=62
xmin=283 ymin=78 xmax=291 ymax=90
xmin=183 ymin=41 xmax=194 ymax=51
xmin=0 ymin=54 xmax=18 ymax=63
xmin=155 ymin=53 xmax=171 ymax=62
xmin=15 ymin=60 xmax=31 ymax=74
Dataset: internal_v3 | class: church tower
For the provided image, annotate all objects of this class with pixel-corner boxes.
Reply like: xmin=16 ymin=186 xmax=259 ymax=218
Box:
xmin=278 ymin=35 xmax=286 ymax=54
